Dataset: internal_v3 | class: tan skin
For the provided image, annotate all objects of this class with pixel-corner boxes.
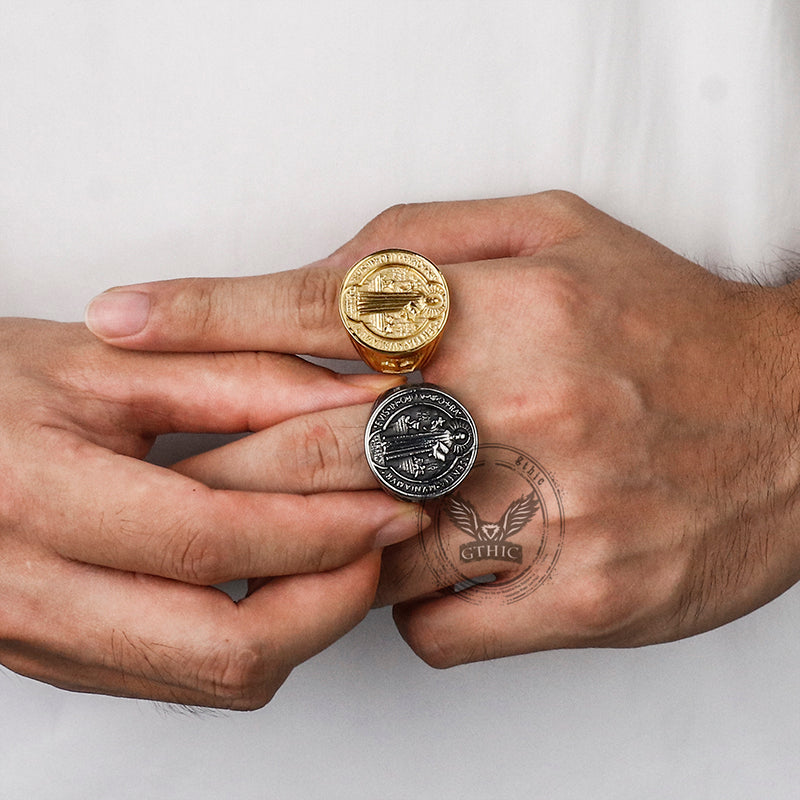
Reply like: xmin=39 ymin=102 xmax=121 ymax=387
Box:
xmin=78 ymin=192 xmax=800 ymax=675
xmin=0 ymin=320 xmax=423 ymax=707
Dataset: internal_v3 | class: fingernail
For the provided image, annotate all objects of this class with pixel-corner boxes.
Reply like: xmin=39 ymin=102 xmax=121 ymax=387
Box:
xmin=338 ymin=373 xmax=407 ymax=394
xmin=374 ymin=506 xmax=431 ymax=548
xmin=84 ymin=290 xmax=151 ymax=339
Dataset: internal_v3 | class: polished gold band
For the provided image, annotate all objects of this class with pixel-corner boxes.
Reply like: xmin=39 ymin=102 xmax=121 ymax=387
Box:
xmin=346 ymin=336 xmax=440 ymax=374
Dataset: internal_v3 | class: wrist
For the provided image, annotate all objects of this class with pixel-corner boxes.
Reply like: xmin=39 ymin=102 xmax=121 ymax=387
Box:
xmin=739 ymin=279 xmax=800 ymax=558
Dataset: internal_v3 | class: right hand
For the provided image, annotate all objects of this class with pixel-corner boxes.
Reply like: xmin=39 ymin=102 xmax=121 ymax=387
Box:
xmin=0 ymin=318 xmax=422 ymax=708
xmin=83 ymin=193 xmax=800 ymax=669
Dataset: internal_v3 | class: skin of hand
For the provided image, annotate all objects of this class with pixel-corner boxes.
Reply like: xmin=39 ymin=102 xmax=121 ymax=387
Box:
xmin=84 ymin=191 xmax=800 ymax=668
xmin=0 ymin=319 xmax=423 ymax=707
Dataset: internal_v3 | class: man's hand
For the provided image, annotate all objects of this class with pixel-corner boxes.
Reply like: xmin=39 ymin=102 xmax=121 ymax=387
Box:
xmin=0 ymin=319 xmax=421 ymax=706
xmin=85 ymin=192 xmax=800 ymax=667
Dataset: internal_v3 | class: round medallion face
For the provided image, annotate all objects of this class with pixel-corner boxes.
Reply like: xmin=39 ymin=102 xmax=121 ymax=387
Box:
xmin=365 ymin=384 xmax=478 ymax=501
xmin=339 ymin=250 xmax=449 ymax=372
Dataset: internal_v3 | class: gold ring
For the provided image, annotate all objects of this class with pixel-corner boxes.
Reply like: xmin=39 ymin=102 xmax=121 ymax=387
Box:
xmin=338 ymin=249 xmax=449 ymax=374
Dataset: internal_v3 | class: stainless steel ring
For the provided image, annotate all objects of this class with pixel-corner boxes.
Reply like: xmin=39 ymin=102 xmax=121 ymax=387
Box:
xmin=365 ymin=383 xmax=478 ymax=501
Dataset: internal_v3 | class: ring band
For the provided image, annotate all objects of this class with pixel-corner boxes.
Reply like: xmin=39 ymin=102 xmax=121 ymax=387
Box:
xmin=339 ymin=249 xmax=449 ymax=374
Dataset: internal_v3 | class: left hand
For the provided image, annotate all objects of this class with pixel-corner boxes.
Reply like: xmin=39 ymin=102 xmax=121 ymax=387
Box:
xmin=0 ymin=318 xmax=418 ymax=707
xmin=85 ymin=192 xmax=800 ymax=668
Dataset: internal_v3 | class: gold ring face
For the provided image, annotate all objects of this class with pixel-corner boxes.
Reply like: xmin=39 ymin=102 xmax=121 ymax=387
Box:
xmin=339 ymin=249 xmax=449 ymax=373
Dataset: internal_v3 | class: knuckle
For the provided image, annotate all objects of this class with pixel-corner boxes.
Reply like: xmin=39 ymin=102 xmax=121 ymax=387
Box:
xmin=525 ymin=190 xmax=591 ymax=244
xmin=480 ymin=267 xmax=594 ymax=432
xmin=200 ymin=640 xmax=282 ymax=711
xmin=396 ymin=612 xmax=465 ymax=669
xmin=294 ymin=415 xmax=347 ymax=492
xmin=525 ymin=374 xmax=595 ymax=453
xmin=359 ymin=202 xmax=428 ymax=244
xmin=291 ymin=266 xmax=339 ymax=333
xmin=535 ymin=264 xmax=591 ymax=328
xmin=565 ymin=572 xmax=636 ymax=643
xmin=165 ymin=525 xmax=229 ymax=585
xmin=536 ymin=189 xmax=590 ymax=221
xmin=195 ymin=287 xmax=217 ymax=339
xmin=350 ymin=578 xmax=378 ymax=624
xmin=174 ymin=279 xmax=220 ymax=338
xmin=370 ymin=203 xmax=413 ymax=234
xmin=107 ymin=627 xmax=282 ymax=710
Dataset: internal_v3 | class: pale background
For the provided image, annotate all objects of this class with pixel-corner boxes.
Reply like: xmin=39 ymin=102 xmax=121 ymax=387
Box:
xmin=2 ymin=1 xmax=800 ymax=798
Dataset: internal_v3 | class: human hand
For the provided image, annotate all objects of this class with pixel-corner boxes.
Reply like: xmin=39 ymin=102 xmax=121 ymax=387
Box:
xmin=0 ymin=319 xmax=421 ymax=706
xmin=85 ymin=192 xmax=800 ymax=667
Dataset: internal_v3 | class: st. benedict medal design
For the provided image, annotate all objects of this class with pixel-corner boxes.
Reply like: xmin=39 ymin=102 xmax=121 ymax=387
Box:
xmin=339 ymin=249 xmax=449 ymax=373
xmin=365 ymin=384 xmax=478 ymax=501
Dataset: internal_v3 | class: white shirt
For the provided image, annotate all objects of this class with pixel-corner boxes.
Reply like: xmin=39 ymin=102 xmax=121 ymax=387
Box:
xmin=1 ymin=2 xmax=798 ymax=797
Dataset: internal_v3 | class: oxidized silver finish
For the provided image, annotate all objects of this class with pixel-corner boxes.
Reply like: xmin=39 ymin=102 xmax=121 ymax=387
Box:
xmin=365 ymin=384 xmax=478 ymax=501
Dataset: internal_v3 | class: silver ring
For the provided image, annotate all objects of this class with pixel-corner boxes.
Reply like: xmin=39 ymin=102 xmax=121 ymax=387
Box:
xmin=365 ymin=384 xmax=478 ymax=501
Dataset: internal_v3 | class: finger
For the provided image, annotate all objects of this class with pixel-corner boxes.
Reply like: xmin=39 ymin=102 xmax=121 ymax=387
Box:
xmin=327 ymin=190 xmax=590 ymax=267
xmin=392 ymin=583 xmax=569 ymax=669
xmin=83 ymin=192 xmax=590 ymax=353
xmin=391 ymin=595 xmax=514 ymax=669
xmin=36 ymin=433 xmax=425 ymax=584
xmin=85 ymin=268 xmax=356 ymax=356
xmin=55 ymin=323 xmax=401 ymax=437
xmin=1 ymin=552 xmax=380 ymax=709
xmin=242 ymin=550 xmax=382 ymax=668
xmin=389 ymin=536 xmax=656 ymax=667
xmin=173 ymin=404 xmax=375 ymax=494
xmin=374 ymin=529 xmax=524 ymax=609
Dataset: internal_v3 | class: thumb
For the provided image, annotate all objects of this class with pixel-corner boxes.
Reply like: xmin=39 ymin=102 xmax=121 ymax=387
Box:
xmin=83 ymin=193 xmax=587 ymax=354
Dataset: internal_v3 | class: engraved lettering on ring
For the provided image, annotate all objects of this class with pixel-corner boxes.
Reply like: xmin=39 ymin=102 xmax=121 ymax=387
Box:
xmin=339 ymin=249 xmax=449 ymax=373
xmin=365 ymin=384 xmax=478 ymax=501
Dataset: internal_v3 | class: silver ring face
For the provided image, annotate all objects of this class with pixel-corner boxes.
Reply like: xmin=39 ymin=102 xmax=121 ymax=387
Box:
xmin=365 ymin=384 xmax=478 ymax=501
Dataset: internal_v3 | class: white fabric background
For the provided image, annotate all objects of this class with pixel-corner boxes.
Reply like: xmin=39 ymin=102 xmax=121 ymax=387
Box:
xmin=1 ymin=1 xmax=799 ymax=797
